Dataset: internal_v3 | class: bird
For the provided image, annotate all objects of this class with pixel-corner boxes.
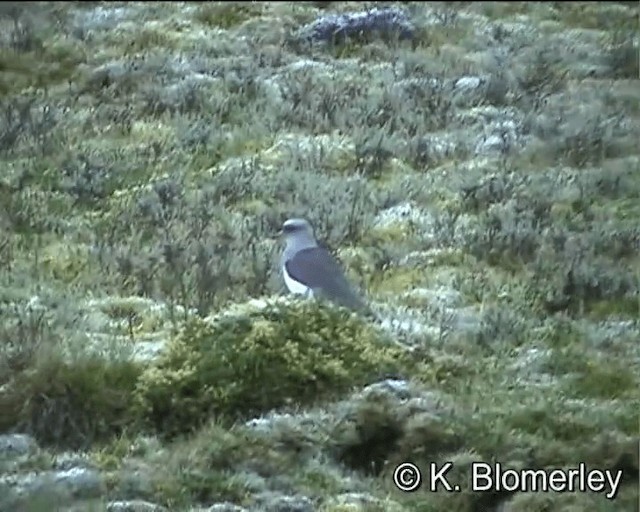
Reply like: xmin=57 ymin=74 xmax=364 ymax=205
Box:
xmin=279 ymin=218 xmax=371 ymax=315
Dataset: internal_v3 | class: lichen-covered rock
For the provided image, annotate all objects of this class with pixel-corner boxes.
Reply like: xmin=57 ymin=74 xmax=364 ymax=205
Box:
xmin=107 ymin=500 xmax=168 ymax=512
xmin=0 ymin=467 xmax=104 ymax=510
xmin=204 ymin=504 xmax=248 ymax=512
xmin=297 ymin=7 xmax=415 ymax=44
xmin=250 ymin=492 xmax=314 ymax=512
xmin=0 ymin=434 xmax=40 ymax=474
xmin=0 ymin=434 xmax=38 ymax=459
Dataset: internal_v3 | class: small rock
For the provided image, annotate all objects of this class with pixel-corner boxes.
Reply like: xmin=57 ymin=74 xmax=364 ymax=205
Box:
xmin=327 ymin=492 xmax=385 ymax=508
xmin=251 ymin=493 xmax=314 ymax=512
xmin=373 ymin=202 xmax=433 ymax=231
xmin=206 ymin=504 xmax=248 ymax=512
xmin=361 ymin=379 xmax=411 ymax=399
xmin=53 ymin=467 xmax=105 ymax=499
xmin=107 ymin=500 xmax=168 ymax=512
xmin=454 ymin=76 xmax=483 ymax=91
xmin=475 ymin=133 xmax=509 ymax=155
xmin=53 ymin=452 xmax=97 ymax=471
xmin=245 ymin=413 xmax=294 ymax=430
xmin=0 ymin=434 xmax=38 ymax=458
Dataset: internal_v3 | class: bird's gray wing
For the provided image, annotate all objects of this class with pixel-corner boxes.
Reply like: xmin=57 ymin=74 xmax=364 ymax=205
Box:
xmin=285 ymin=247 xmax=366 ymax=310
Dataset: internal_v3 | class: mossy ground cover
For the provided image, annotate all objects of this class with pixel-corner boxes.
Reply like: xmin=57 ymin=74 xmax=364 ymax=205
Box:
xmin=0 ymin=1 xmax=638 ymax=511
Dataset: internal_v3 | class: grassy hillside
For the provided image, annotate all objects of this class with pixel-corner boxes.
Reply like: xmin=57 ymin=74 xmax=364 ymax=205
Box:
xmin=0 ymin=2 xmax=638 ymax=511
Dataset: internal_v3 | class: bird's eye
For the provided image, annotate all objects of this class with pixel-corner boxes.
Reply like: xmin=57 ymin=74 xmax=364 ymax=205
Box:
xmin=285 ymin=222 xmax=302 ymax=231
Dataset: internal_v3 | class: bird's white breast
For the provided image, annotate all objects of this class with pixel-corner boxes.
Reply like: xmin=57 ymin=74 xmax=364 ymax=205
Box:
xmin=283 ymin=267 xmax=313 ymax=297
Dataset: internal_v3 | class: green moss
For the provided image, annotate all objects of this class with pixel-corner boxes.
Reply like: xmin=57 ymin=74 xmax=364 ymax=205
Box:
xmin=149 ymin=422 xmax=281 ymax=508
xmin=331 ymin=391 xmax=408 ymax=475
xmin=611 ymin=198 xmax=640 ymax=221
xmin=122 ymin=25 xmax=181 ymax=54
xmin=462 ymin=382 xmax=637 ymax=465
xmin=480 ymin=2 xmax=531 ymax=19
xmin=0 ymin=354 xmax=142 ymax=450
xmin=294 ymin=467 xmax=344 ymax=496
xmin=540 ymin=340 xmax=638 ymax=400
xmin=40 ymin=37 xmax=87 ymax=80
xmin=133 ymin=300 xmax=410 ymax=437
xmin=501 ymin=483 xmax=639 ymax=512
xmin=0 ymin=37 xmax=85 ymax=95
xmin=40 ymin=241 xmax=92 ymax=284
xmin=417 ymin=354 xmax=476 ymax=389
xmin=555 ymin=3 xmax=638 ymax=31
xmin=587 ymin=296 xmax=639 ymax=319
xmin=505 ymin=402 xmax=599 ymax=443
xmin=89 ymin=296 xmax=175 ymax=340
xmin=370 ymin=267 xmax=426 ymax=294
xmin=566 ymin=357 xmax=637 ymax=400
xmin=214 ymin=133 xmax=274 ymax=165
xmin=412 ymin=19 xmax=473 ymax=50
xmin=0 ymin=51 xmax=37 ymax=94
xmin=91 ymin=434 xmax=138 ymax=471
xmin=235 ymin=198 xmax=272 ymax=216
xmin=156 ymin=467 xmax=251 ymax=508
xmin=329 ymin=40 xmax=366 ymax=60
xmin=365 ymin=224 xmax=412 ymax=246
xmin=194 ymin=2 xmax=263 ymax=29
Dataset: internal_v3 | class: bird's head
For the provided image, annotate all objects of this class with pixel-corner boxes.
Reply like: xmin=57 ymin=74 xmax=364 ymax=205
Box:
xmin=278 ymin=218 xmax=317 ymax=248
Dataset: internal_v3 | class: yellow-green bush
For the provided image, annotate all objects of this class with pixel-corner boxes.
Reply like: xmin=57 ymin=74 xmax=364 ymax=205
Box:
xmin=133 ymin=300 xmax=410 ymax=437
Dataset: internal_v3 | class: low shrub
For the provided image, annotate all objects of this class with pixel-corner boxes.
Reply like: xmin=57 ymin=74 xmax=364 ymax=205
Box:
xmin=0 ymin=354 xmax=142 ymax=450
xmin=133 ymin=299 xmax=410 ymax=437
